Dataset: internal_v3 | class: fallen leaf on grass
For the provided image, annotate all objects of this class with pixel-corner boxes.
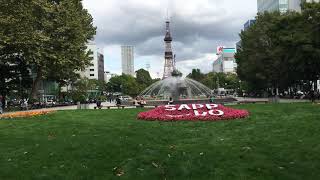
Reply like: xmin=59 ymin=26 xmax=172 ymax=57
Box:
xmin=152 ymin=162 xmax=159 ymax=168
xmin=137 ymin=168 xmax=144 ymax=171
xmin=113 ymin=167 xmax=125 ymax=177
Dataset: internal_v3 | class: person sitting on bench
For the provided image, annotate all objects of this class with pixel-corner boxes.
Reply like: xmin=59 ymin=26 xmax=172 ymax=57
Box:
xmin=139 ymin=97 xmax=147 ymax=107
xmin=133 ymin=97 xmax=140 ymax=107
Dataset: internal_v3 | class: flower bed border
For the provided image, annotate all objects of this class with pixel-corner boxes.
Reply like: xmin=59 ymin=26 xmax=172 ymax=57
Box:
xmin=138 ymin=104 xmax=249 ymax=122
xmin=0 ymin=110 xmax=56 ymax=119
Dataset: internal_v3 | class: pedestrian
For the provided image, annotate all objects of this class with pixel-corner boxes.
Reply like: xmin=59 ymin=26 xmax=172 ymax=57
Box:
xmin=310 ymin=90 xmax=315 ymax=103
xmin=110 ymin=94 xmax=114 ymax=103
xmin=96 ymin=99 xmax=102 ymax=109
xmin=209 ymin=96 xmax=215 ymax=103
xmin=115 ymin=95 xmax=121 ymax=107
xmin=168 ymin=97 xmax=174 ymax=105
xmin=0 ymin=96 xmax=3 ymax=114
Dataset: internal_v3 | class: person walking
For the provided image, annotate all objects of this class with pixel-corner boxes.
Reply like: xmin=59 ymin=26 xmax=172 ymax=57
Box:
xmin=310 ymin=90 xmax=315 ymax=103
xmin=115 ymin=95 xmax=122 ymax=108
xmin=0 ymin=96 xmax=3 ymax=114
xmin=168 ymin=97 xmax=174 ymax=105
xmin=96 ymin=99 xmax=102 ymax=109
xmin=209 ymin=96 xmax=215 ymax=103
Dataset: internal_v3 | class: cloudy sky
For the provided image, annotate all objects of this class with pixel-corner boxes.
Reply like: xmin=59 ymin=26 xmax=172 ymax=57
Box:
xmin=82 ymin=0 xmax=257 ymax=78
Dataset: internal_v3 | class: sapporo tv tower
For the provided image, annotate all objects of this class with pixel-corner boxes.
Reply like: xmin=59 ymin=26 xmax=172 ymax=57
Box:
xmin=162 ymin=19 xmax=176 ymax=79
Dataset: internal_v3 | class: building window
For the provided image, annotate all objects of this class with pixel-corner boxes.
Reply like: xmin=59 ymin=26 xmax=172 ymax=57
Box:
xmin=90 ymin=69 xmax=94 ymax=71
xmin=90 ymin=74 xmax=94 ymax=77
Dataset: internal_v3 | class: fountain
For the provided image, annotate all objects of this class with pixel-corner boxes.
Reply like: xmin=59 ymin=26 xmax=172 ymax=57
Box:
xmin=139 ymin=76 xmax=212 ymax=101
xmin=121 ymin=20 xmax=237 ymax=106
xmin=121 ymin=75 xmax=237 ymax=106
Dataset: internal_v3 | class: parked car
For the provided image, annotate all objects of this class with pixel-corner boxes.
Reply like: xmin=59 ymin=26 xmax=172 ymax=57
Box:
xmin=120 ymin=96 xmax=132 ymax=101
xmin=45 ymin=99 xmax=56 ymax=107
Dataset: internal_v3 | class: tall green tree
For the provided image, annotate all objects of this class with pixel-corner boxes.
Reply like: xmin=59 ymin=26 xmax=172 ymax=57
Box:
xmin=187 ymin=69 xmax=205 ymax=82
xmin=236 ymin=11 xmax=302 ymax=94
xmin=136 ymin=69 xmax=153 ymax=90
xmin=236 ymin=2 xmax=320 ymax=94
xmin=299 ymin=2 xmax=320 ymax=90
xmin=0 ymin=0 xmax=96 ymax=98
xmin=107 ymin=74 xmax=140 ymax=97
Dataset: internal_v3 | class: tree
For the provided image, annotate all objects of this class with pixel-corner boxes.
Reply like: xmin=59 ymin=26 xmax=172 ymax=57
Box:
xmin=236 ymin=3 xmax=320 ymax=95
xmin=71 ymin=78 xmax=105 ymax=103
xmin=0 ymin=57 xmax=32 ymax=107
xmin=171 ymin=69 xmax=183 ymax=77
xmin=107 ymin=74 xmax=140 ymax=97
xmin=201 ymin=72 xmax=240 ymax=90
xmin=136 ymin=69 xmax=153 ymax=90
xmin=0 ymin=0 xmax=96 ymax=98
xmin=235 ymin=11 xmax=302 ymax=95
xmin=187 ymin=69 xmax=205 ymax=82
xmin=299 ymin=2 xmax=320 ymax=90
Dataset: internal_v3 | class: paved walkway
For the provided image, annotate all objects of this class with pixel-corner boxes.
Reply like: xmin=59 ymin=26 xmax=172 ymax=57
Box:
xmin=235 ymin=97 xmax=312 ymax=103
xmin=1 ymin=102 xmax=117 ymax=114
xmin=1 ymin=98 xmax=317 ymax=115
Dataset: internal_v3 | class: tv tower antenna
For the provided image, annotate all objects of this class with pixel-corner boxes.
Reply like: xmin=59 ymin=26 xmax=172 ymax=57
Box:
xmin=162 ymin=19 xmax=175 ymax=79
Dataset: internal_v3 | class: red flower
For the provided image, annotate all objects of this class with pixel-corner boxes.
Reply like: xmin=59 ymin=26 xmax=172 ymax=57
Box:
xmin=138 ymin=104 xmax=249 ymax=122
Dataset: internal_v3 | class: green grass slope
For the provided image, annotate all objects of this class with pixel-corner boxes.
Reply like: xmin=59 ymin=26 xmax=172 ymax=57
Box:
xmin=0 ymin=103 xmax=319 ymax=180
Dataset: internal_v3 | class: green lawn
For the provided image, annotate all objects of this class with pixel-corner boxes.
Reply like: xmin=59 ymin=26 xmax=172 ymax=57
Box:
xmin=0 ymin=103 xmax=320 ymax=180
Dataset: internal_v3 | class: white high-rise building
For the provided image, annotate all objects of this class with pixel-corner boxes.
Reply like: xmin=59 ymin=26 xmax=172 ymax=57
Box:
xmin=79 ymin=42 xmax=105 ymax=81
xmin=258 ymin=0 xmax=319 ymax=13
xmin=121 ymin=45 xmax=135 ymax=76
xmin=213 ymin=47 xmax=237 ymax=74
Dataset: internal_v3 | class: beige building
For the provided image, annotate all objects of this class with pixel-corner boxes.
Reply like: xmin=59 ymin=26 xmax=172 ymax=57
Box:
xmin=213 ymin=48 xmax=237 ymax=74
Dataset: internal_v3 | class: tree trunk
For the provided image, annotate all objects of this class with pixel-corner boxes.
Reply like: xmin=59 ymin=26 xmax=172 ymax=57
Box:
xmin=314 ymin=80 xmax=318 ymax=91
xmin=30 ymin=70 xmax=42 ymax=99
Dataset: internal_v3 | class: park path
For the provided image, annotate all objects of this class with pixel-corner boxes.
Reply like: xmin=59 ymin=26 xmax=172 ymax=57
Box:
xmin=1 ymin=102 xmax=116 ymax=114
xmin=235 ymin=97 xmax=311 ymax=103
xmin=1 ymin=98 xmax=314 ymax=115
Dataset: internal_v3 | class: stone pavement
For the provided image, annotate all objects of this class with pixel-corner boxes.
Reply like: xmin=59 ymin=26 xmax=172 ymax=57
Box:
xmin=1 ymin=102 xmax=117 ymax=114
xmin=235 ymin=97 xmax=311 ymax=103
xmin=1 ymin=98 xmax=316 ymax=115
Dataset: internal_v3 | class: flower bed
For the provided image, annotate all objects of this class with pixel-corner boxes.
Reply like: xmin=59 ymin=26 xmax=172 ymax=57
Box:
xmin=0 ymin=110 xmax=56 ymax=119
xmin=138 ymin=104 xmax=249 ymax=121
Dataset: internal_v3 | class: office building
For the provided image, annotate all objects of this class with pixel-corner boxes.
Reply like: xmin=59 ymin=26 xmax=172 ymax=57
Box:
xmin=121 ymin=45 xmax=135 ymax=76
xmin=236 ymin=19 xmax=256 ymax=51
xmin=258 ymin=0 xmax=319 ymax=13
xmin=79 ymin=42 xmax=105 ymax=81
xmin=213 ymin=47 xmax=237 ymax=74
xmin=244 ymin=19 xmax=256 ymax=30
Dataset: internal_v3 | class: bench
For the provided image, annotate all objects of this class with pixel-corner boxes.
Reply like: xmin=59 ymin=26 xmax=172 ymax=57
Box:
xmin=94 ymin=105 xmax=126 ymax=109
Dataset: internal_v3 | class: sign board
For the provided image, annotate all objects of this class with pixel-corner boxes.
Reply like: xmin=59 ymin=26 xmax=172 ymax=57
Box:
xmin=216 ymin=46 xmax=224 ymax=55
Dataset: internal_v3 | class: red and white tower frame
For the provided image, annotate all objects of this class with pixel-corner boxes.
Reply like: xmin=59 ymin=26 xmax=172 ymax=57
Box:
xmin=163 ymin=20 xmax=175 ymax=79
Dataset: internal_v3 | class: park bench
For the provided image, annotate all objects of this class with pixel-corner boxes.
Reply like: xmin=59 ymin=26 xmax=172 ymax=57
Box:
xmin=94 ymin=105 xmax=126 ymax=109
